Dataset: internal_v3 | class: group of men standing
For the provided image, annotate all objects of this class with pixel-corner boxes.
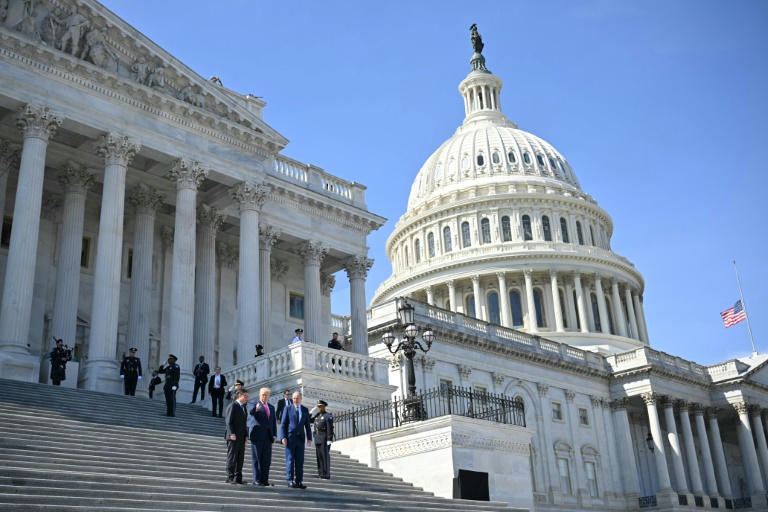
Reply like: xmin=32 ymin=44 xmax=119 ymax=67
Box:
xmin=225 ymin=387 xmax=335 ymax=488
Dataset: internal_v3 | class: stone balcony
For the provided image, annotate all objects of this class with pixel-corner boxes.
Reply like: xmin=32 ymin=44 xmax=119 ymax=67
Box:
xmin=271 ymin=154 xmax=368 ymax=209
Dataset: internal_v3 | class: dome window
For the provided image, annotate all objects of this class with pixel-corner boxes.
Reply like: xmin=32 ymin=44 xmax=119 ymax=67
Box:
xmin=522 ymin=215 xmax=533 ymax=241
xmin=501 ymin=216 xmax=512 ymax=242
xmin=488 ymin=292 xmax=500 ymax=325
xmin=435 ymin=164 xmax=443 ymax=182
xmin=560 ymin=217 xmax=570 ymax=243
xmin=477 ymin=154 xmax=485 ymax=166
xmin=523 ymin=152 xmax=531 ymax=165
xmin=461 ymin=221 xmax=472 ymax=248
xmin=447 ymin=159 xmax=456 ymax=178
xmin=461 ymin=156 xmax=470 ymax=171
xmin=589 ymin=226 xmax=596 ymax=247
xmin=481 ymin=218 xmax=491 ymax=244
xmin=507 ymin=151 xmax=517 ymax=164
xmin=536 ymin=155 xmax=545 ymax=167
xmin=443 ymin=226 xmax=452 ymax=253
xmin=549 ymin=157 xmax=558 ymax=169
xmin=492 ymin=152 xmax=501 ymax=165
xmin=414 ymin=239 xmax=421 ymax=263
xmin=427 ymin=232 xmax=436 ymax=257
xmin=576 ymin=221 xmax=585 ymax=245
xmin=542 ymin=216 xmax=552 ymax=242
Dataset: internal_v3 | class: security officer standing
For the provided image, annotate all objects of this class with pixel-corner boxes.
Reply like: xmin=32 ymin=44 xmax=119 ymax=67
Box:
xmin=49 ymin=338 xmax=71 ymax=386
xmin=119 ymin=347 xmax=143 ymax=396
xmin=158 ymin=354 xmax=180 ymax=417
xmin=309 ymin=400 xmax=334 ymax=479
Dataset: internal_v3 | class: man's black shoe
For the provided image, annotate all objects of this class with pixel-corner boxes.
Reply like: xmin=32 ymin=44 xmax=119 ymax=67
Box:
xmin=257 ymin=481 xmax=269 ymax=486
xmin=235 ymin=480 xmax=245 ymax=485
xmin=225 ymin=479 xmax=233 ymax=484
xmin=294 ymin=483 xmax=307 ymax=489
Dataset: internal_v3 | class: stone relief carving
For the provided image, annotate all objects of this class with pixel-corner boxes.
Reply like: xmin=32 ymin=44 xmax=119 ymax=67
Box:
xmin=0 ymin=140 xmax=21 ymax=176
xmin=179 ymin=85 xmax=205 ymax=108
xmin=161 ymin=226 xmax=174 ymax=253
xmin=270 ymin=257 xmax=288 ymax=281
xmin=215 ymin=242 xmax=239 ymax=270
xmin=40 ymin=190 xmax=60 ymax=220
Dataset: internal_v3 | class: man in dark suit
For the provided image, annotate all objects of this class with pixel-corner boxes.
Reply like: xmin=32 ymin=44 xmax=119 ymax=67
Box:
xmin=225 ymin=388 xmax=249 ymax=484
xmin=147 ymin=370 xmax=162 ymax=399
xmin=158 ymin=354 xmax=180 ymax=417
xmin=249 ymin=387 xmax=277 ymax=486
xmin=191 ymin=355 xmax=210 ymax=403
xmin=276 ymin=389 xmax=291 ymax=425
xmin=208 ymin=366 xmax=227 ymax=418
xmin=280 ymin=391 xmax=312 ymax=489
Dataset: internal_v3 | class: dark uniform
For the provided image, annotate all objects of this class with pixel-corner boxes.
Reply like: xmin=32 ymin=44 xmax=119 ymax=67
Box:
xmin=49 ymin=341 xmax=70 ymax=385
xmin=158 ymin=355 xmax=180 ymax=416
xmin=119 ymin=350 xmax=143 ymax=396
xmin=148 ymin=374 xmax=162 ymax=399
xmin=310 ymin=400 xmax=334 ymax=479
xmin=328 ymin=334 xmax=345 ymax=371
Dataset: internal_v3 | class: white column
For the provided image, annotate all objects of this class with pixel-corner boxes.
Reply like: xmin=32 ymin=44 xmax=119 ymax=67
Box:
xmin=51 ymin=163 xmax=94 ymax=346
xmin=549 ymin=270 xmax=564 ymax=332
xmin=610 ymin=399 xmax=642 ymax=496
xmin=593 ymin=274 xmax=609 ymax=334
xmin=707 ymin=408 xmax=733 ymax=498
xmin=735 ymin=402 xmax=766 ymax=493
xmin=259 ymin=224 xmax=280 ymax=354
xmin=573 ymin=271 xmax=589 ymax=333
xmin=678 ymin=401 xmax=704 ymax=495
xmin=633 ymin=291 xmax=650 ymax=343
xmin=194 ymin=204 xmax=224 ymax=364
xmin=642 ymin=392 xmax=673 ymax=491
xmin=497 ymin=272 xmax=512 ymax=328
xmin=216 ymin=242 xmax=238 ymax=368
xmin=166 ymin=158 xmax=208 ymax=391
xmin=230 ymin=182 xmax=269 ymax=363
xmin=610 ymin=278 xmax=628 ymax=337
xmin=0 ymin=141 xmax=20 ymax=242
xmin=447 ymin=280 xmax=457 ymax=313
xmin=0 ymin=105 xmax=62 ymax=380
xmin=624 ymin=285 xmax=640 ymax=340
xmin=523 ymin=269 xmax=537 ymax=333
xmin=471 ymin=275 xmax=484 ymax=320
xmin=692 ymin=405 xmax=719 ymax=497
xmin=753 ymin=407 xmax=768 ymax=490
xmin=425 ymin=285 xmax=434 ymax=306
xmin=125 ymin=184 xmax=163 ymax=394
xmin=298 ymin=240 xmax=327 ymax=345
xmin=661 ymin=397 xmax=690 ymax=494
xmin=563 ymin=276 xmax=577 ymax=331
xmin=343 ymin=254 xmax=374 ymax=355
xmin=81 ymin=133 xmax=140 ymax=391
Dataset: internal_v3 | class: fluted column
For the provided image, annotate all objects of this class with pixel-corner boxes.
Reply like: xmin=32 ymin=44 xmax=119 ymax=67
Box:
xmin=496 ymin=272 xmax=512 ymax=327
xmin=751 ymin=407 xmax=768 ymax=490
xmin=692 ymin=405 xmax=719 ymax=497
xmin=624 ymin=286 xmax=640 ymax=340
xmin=425 ymin=285 xmax=434 ymax=306
xmin=470 ymin=275 xmax=484 ymax=320
xmin=523 ymin=269 xmax=537 ymax=333
xmin=677 ymin=401 xmax=704 ymax=494
xmin=707 ymin=408 xmax=733 ymax=498
xmin=230 ymin=182 xmax=269 ymax=364
xmin=633 ymin=291 xmax=649 ymax=343
xmin=0 ymin=105 xmax=62 ymax=376
xmin=593 ymin=274 xmax=609 ymax=334
xmin=549 ymin=270 xmax=564 ymax=332
xmin=572 ymin=271 xmax=589 ymax=333
xmin=610 ymin=278 xmax=627 ymax=337
xmin=642 ymin=392 xmax=672 ymax=491
xmin=0 ymin=141 xmax=20 ymax=242
xmin=194 ymin=204 xmax=224 ymax=364
xmin=611 ymin=398 xmax=641 ymax=496
xmin=447 ymin=280 xmax=457 ymax=313
xmin=51 ymin=163 xmax=94 ymax=347
xmin=125 ymin=184 xmax=163 ymax=394
xmin=343 ymin=254 xmax=373 ymax=355
xmin=166 ymin=158 xmax=208 ymax=389
xmin=83 ymin=133 xmax=141 ymax=391
xmin=259 ymin=224 xmax=280 ymax=354
xmin=563 ymin=276 xmax=577 ymax=331
xmin=735 ymin=401 xmax=766 ymax=493
xmin=661 ymin=397 xmax=689 ymax=493
xmin=298 ymin=240 xmax=327 ymax=344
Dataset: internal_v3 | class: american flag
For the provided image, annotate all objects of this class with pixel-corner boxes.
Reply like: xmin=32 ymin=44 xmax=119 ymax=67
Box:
xmin=720 ymin=300 xmax=746 ymax=328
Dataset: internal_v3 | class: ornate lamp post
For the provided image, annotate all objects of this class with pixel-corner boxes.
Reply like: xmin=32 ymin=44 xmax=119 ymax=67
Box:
xmin=382 ymin=298 xmax=435 ymax=421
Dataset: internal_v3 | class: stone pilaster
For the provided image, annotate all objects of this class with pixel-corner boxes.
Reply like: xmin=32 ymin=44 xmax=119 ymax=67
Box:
xmin=573 ymin=271 xmax=589 ymax=333
xmin=593 ymin=274 xmax=609 ymax=334
xmin=425 ymin=285 xmax=434 ymax=306
xmin=194 ymin=204 xmax=224 ymax=367
xmin=549 ymin=270 xmax=564 ymax=332
xmin=297 ymin=240 xmax=327 ymax=345
xmin=343 ymin=254 xmax=373 ymax=355
xmin=496 ymin=272 xmax=512 ymax=327
xmin=258 ymin=224 xmax=280 ymax=353
xmin=447 ymin=280 xmax=457 ymax=313
xmin=523 ymin=269 xmax=537 ymax=333
xmin=470 ymin=274 xmax=484 ymax=320
xmin=610 ymin=278 xmax=627 ymax=337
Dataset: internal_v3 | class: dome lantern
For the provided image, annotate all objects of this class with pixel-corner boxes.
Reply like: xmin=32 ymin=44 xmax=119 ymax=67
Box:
xmin=460 ymin=24 xmax=504 ymax=120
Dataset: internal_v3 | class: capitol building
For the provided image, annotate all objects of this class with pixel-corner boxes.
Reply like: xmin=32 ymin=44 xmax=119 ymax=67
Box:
xmin=0 ymin=2 xmax=765 ymax=511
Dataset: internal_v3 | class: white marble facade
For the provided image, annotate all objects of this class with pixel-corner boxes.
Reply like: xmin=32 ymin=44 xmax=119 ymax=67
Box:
xmin=0 ymin=0 xmax=383 ymax=399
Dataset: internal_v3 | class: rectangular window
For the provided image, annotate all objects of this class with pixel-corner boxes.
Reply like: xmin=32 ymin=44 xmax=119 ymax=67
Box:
xmin=126 ymin=248 xmax=134 ymax=279
xmin=552 ymin=401 xmax=563 ymax=421
xmin=81 ymin=237 xmax=91 ymax=268
xmin=0 ymin=216 xmax=12 ymax=247
xmin=578 ymin=407 xmax=590 ymax=426
xmin=558 ymin=458 xmax=572 ymax=495
xmin=474 ymin=385 xmax=487 ymax=395
xmin=439 ymin=378 xmax=453 ymax=392
xmin=585 ymin=461 xmax=598 ymax=497
xmin=289 ymin=293 xmax=304 ymax=319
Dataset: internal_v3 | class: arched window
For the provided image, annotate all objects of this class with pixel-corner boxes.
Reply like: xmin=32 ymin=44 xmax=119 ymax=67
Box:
xmin=461 ymin=156 xmax=470 ymax=171
xmin=507 ymin=151 xmax=517 ymax=164
xmin=542 ymin=216 xmax=552 ymax=242
xmin=427 ymin=232 xmax=435 ymax=257
xmin=573 ymin=290 xmax=581 ymax=330
xmin=605 ymin=298 xmax=615 ymax=335
xmin=533 ymin=288 xmax=545 ymax=328
xmin=576 ymin=221 xmax=584 ymax=245
xmin=522 ymin=215 xmax=533 ymax=241
xmin=589 ymin=225 xmax=596 ymax=246
xmin=467 ymin=295 xmax=476 ymax=318
xmin=443 ymin=226 xmax=452 ymax=252
xmin=477 ymin=154 xmax=485 ymax=166
xmin=501 ymin=216 xmax=512 ymax=242
xmin=435 ymin=164 xmax=443 ymax=182
xmin=510 ymin=290 xmax=524 ymax=327
xmin=414 ymin=239 xmax=421 ymax=263
xmin=404 ymin=246 xmax=409 ymax=267
xmin=536 ymin=154 xmax=545 ymax=167
xmin=559 ymin=289 xmax=568 ymax=329
xmin=488 ymin=292 xmax=500 ymax=325
xmin=461 ymin=221 xmax=471 ymax=248
xmin=492 ymin=152 xmax=501 ymax=164
xmin=481 ymin=218 xmax=491 ymax=244
xmin=560 ymin=217 xmax=570 ymax=243
xmin=523 ymin=152 xmax=531 ymax=164
xmin=549 ymin=157 xmax=558 ymax=170
xmin=591 ymin=293 xmax=602 ymax=332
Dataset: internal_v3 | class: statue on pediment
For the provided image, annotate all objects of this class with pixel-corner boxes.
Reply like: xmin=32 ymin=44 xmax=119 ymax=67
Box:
xmin=84 ymin=28 xmax=118 ymax=72
xmin=179 ymin=85 xmax=205 ymax=108
xmin=0 ymin=0 xmax=8 ymax=23
xmin=55 ymin=5 xmax=89 ymax=58
xmin=147 ymin=65 xmax=169 ymax=93
xmin=132 ymin=57 xmax=150 ymax=85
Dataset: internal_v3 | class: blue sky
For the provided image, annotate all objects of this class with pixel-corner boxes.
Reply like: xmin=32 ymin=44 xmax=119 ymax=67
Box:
xmin=100 ymin=1 xmax=768 ymax=365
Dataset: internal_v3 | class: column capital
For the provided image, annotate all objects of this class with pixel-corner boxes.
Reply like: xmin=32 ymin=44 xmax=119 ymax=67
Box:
xmin=343 ymin=253 xmax=373 ymax=279
xmin=549 ymin=269 xmax=559 ymax=280
xmin=167 ymin=157 xmax=208 ymax=190
xmin=258 ymin=223 xmax=281 ymax=250
xmin=593 ymin=273 xmax=603 ymax=284
xmin=320 ymin=272 xmax=336 ymax=296
xmin=16 ymin=103 xmax=63 ymax=141
xmin=297 ymin=240 xmax=327 ymax=266
xmin=705 ymin=407 xmax=719 ymax=420
xmin=748 ymin=404 xmax=763 ymax=416
xmin=425 ymin=285 xmax=433 ymax=294
xmin=677 ymin=399 xmax=690 ymax=412
xmin=641 ymin=392 xmax=658 ymax=406
xmin=96 ymin=132 xmax=141 ymax=167
xmin=572 ymin=270 xmax=582 ymax=280
xmin=660 ymin=395 xmax=677 ymax=408
xmin=230 ymin=181 xmax=270 ymax=212
xmin=0 ymin=140 xmax=21 ymax=172
xmin=495 ymin=271 xmax=506 ymax=281
xmin=491 ymin=372 xmax=505 ymax=386
xmin=610 ymin=397 xmax=629 ymax=411
xmin=523 ymin=269 xmax=533 ymax=279
xmin=536 ymin=382 xmax=549 ymax=397
xmin=127 ymin=184 xmax=164 ymax=217
xmin=196 ymin=204 xmax=225 ymax=234
xmin=40 ymin=191 xmax=61 ymax=221
xmin=610 ymin=277 xmax=619 ymax=287
xmin=447 ymin=279 xmax=456 ymax=290
xmin=58 ymin=161 xmax=94 ymax=196
xmin=565 ymin=390 xmax=575 ymax=402
xmin=690 ymin=403 xmax=704 ymax=415
xmin=458 ymin=364 xmax=472 ymax=379
xmin=590 ymin=395 xmax=603 ymax=408
xmin=733 ymin=401 xmax=749 ymax=414
xmin=161 ymin=226 xmax=174 ymax=253
xmin=470 ymin=274 xmax=481 ymax=284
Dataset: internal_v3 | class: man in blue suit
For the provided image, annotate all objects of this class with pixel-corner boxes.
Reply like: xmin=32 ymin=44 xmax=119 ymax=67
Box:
xmin=280 ymin=390 xmax=312 ymax=489
xmin=249 ymin=387 xmax=277 ymax=486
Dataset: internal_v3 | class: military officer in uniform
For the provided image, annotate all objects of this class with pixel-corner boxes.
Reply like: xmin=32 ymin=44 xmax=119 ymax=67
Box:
xmin=49 ymin=338 xmax=70 ymax=386
xmin=158 ymin=354 xmax=180 ymax=417
xmin=119 ymin=347 xmax=143 ymax=396
xmin=309 ymin=399 xmax=334 ymax=479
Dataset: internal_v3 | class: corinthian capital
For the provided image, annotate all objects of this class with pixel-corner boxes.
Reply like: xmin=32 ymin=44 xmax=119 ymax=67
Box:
xmin=96 ymin=132 xmax=141 ymax=167
xmin=641 ymin=392 xmax=658 ymax=406
xmin=128 ymin=184 xmax=165 ymax=216
xmin=230 ymin=181 xmax=270 ymax=212
xmin=58 ymin=162 xmax=94 ymax=196
xmin=16 ymin=103 xmax=63 ymax=141
xmin=0 ymin=140 xmax=21 ymax=173
xmin=259 ymin=223 xmax=281 ymax=250
xmin=320 ymin=272 xmax=336 ymax=296
xmin=196 ymin=204 xmax=225 ymax=233
xmin=733 ymin=401 xmax=749 ymax=415
xmin=167 ymin=157 xmax=207 ymax=190
xmin=297 ymin=240 xmax=327 ymax=266
xmin=343 ymin=254 xmax=374 ymax=279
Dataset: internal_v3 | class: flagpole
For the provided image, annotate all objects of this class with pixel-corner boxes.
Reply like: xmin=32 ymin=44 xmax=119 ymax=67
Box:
xmin=733 ymin=260 xmax=757 ymax=356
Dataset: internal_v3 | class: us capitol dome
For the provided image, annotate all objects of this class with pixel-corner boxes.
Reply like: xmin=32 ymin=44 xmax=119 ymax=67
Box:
xmin=371 ymin=26 xmax=648 ymax=354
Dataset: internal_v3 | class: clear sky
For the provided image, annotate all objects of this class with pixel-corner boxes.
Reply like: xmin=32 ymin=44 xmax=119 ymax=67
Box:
xmin=99 ymin=0 xmax=768 ymax=366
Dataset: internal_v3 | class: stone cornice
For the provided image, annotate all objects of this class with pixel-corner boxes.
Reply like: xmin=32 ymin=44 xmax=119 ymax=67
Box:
xmin=376 ymin=431 xmax=530 ymax=461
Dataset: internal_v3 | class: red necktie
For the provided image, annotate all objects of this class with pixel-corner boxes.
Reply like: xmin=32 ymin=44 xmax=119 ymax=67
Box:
xmin=264 ymin=402 xmax=270 ymax=419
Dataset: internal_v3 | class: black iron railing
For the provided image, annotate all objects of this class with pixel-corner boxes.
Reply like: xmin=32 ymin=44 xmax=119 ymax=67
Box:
xmin=733 ymin=497 xmax=752 ymax=509
xmin=679 ymin=494 xmax=689 ymax=505
xmin=639 ymin=495 xmax=657 ymax=508
xmin=334 ymin=385 xmax=525 ymax=440
xmin=694 ymin=495 xmax=704 ymax=507
xmin=710 ymin=497 xmax=720 ymax=508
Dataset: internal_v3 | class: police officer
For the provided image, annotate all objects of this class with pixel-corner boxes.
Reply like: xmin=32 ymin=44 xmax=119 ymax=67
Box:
xmin=158 ymin=354 xmax=180 ymax=417
xmin=309 ymin=400 xmax=334 ymax=479
xmin=119 ymin=347 xmax=143 ymax=396
xmin=49 ymin=338 xmax=70 ymax=386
